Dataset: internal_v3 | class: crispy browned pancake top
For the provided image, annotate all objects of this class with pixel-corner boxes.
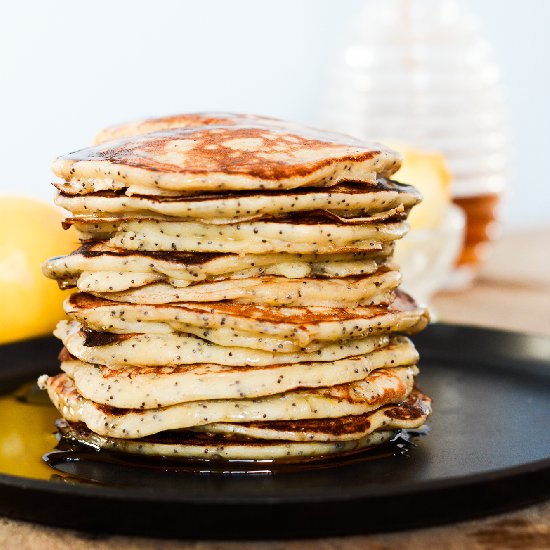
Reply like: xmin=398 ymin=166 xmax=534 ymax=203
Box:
xmin=94 ymin=112 xmax=290 ymax=145
xmin=54 ymin=122 xmax=399 ymax=184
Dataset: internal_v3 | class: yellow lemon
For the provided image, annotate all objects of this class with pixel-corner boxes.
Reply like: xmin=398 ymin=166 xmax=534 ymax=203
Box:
xmin=390 ymin=144 xmax=452 ymax=230
xmin=0 ymin=196 xmax=77 ymax=344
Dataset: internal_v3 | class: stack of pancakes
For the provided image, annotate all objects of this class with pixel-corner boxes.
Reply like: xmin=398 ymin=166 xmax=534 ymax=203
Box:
xmin=39 ymin=113 xmax=431 ymax=462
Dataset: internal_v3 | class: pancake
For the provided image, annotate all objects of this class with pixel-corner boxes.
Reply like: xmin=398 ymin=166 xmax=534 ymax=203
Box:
xmin=193 ymin=387 xmax=431 ymax=442
xmin=57 ymin=420 xmax=396 ymax=461
xmin=52 ymin=119 xmax=402 ymax=195
xmin=93 ymin=112 xmax=290 ymax=145
xmin=69 ymin=217 xmax=409 ymax=254
xmin=56 ymin=263 xmax=394 ymax=294
xmin=85 ymin=269 xmax=400 ymax=307
xmin=55 ymin=320 xmax=400 ymax=368
xmin=55 ymin=387 xmax=431 ymax=460
xmin=40 ymin=366 xmax=416 ymax=438
xmin=43 ymin=242 xmax=393 ymax=290
xmin=54 ymin=180 xmax=421 ymax=223
xmin=59 ymin=336 xmax=417 ymax=408
xmin=64 ymin=291 xmax=428 ymax=352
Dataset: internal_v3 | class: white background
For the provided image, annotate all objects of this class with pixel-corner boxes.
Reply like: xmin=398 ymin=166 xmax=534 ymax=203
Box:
xmin=0 ymin=0 xmax=548 ymax=229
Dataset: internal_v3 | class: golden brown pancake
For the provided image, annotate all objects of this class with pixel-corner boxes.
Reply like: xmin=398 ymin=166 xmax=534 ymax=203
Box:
xmin=59 ymin=336 xmax=418 ymax=407
xmin=195 ymin=387 xmax=431 ymax=441
xmin=54 ymin=388 xmax=430 ymax=460
xmin=55 ymin=320 xmax=401 ymax=368
xmin=81 ymin=269 xmax=400 ymax=307
xmin=58 ymin=419 xmax=396 ymax=461
xmin=93 ymin=112 xmax=295 ymax=145
xmin=43 ymin=241 xmax=393 ymax=291
xmin=63 ymin=290 xmax=429 ymax=352
xmin=53 ymin=119 xmax=401 ymax=195
xmin=53 ymin=179 xmax=420 ymax=224
xmin=67 ymin=216 xmax=409 ymax=255
xmin=40 ymin=366 xmax=416 ymax=438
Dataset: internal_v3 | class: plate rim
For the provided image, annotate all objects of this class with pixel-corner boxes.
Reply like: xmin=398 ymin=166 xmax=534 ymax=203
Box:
xmin=1 ymin=454 xmax=550 ymax=505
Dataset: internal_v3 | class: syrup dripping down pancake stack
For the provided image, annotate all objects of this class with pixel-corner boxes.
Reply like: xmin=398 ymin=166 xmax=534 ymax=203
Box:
xmin=39 ymin=113 xmax=431 ymax=462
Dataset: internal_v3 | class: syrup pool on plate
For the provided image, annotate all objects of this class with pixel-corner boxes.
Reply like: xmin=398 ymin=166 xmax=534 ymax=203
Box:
xmin=0 ymin=382 xmax=62 ymax=480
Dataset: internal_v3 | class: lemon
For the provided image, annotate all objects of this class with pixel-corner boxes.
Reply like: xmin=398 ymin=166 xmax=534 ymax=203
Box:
xmin=0 ymin=196 xmax=77 ymax=344
xmin=391 ymin=145 xmax=452 ymax=230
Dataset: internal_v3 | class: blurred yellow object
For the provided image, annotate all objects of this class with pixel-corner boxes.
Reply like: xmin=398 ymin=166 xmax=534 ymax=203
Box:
xmin=0 ymin=196 xmax=76 ymax=344
xmin=391 ymin=145 xmax=452 ymax=230
xmin=389 ymin=145 xmax=464 ymax=303
xmin=0 ymin=385 xmax=60 ymax=479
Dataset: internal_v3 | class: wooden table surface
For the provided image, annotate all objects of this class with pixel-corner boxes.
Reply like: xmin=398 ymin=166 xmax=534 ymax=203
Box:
xmin=433 ymin=227 xmax=550 ymax=337
xmin=2 ymin=228 xmax=549 ymax=549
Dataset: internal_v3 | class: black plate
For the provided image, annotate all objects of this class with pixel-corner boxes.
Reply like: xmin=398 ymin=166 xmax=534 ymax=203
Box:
xmin=1 ymin=324 xmax=549 ymax=539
